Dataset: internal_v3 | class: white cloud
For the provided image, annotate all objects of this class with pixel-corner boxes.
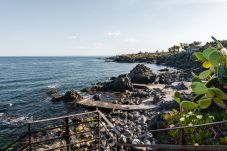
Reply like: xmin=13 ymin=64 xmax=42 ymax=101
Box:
xmin=106 ymin=31 xmax=121 ymax=36
xmin=67 ymin=35 xmax=77 ymax=40
xmin=124 ymin=38 xmax=139 ymax=43
xmin=92 ymin=42 xmax=105 ymax=49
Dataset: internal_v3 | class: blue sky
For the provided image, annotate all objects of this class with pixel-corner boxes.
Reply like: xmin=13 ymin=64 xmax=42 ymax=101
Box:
xmin=1 ymin=0 xmax=227 ymax=56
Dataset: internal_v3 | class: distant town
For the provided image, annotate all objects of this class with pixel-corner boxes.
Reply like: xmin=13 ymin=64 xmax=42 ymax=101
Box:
xmin=136 ymin=41 xmax=203 ymax=55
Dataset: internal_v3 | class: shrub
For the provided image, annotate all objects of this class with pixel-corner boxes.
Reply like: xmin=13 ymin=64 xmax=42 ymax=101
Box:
xmin=164 ymin=110 xmax=215 ymax=145
xmin=174 ymin=37 xmax=227 ymax=110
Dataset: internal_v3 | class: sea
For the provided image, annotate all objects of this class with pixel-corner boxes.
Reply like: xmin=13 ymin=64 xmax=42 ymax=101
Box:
xmin=0 ymin=56 xmax=165 ymax=147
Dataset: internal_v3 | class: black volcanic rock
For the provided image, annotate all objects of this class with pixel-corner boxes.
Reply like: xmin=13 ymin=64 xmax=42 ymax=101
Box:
xmin=51 ymin=94 xmax=63 ymax=102
xmin=103 ymin=74 xmax=134 ymax=92
xmin=128 ymin=64 xmax=156 ymax=84
xmin=63 ymin=90 xmax=83 ymax=102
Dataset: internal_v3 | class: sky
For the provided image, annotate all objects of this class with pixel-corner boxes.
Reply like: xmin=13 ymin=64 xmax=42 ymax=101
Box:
xmin=1 ymin=0 xmax=227 ymax=56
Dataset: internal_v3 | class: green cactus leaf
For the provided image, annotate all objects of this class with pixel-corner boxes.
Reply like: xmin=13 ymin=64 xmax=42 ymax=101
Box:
xmin=194 ymin=52 xmax=206 ymax=62
xmin=211 ymin=36 xmax=224 ymax=50
xmin=209 ymin=88 xmax=227 ymax=100
xmin=191 ymin=82 xmax=208 ymax=95
xmin=174 ymin=91 xmax=181 ymax=104
xmin=208 ymin=51 xmax=225 ymax=67
xmin=203 ymin=47 xmax=217 ymax=60
xmin=199 ymin=70 xmax=211 ymax=79
xmin=213 ymin=98 xmax=227 ymax=109
xmin=199 ymin=98 xmax=212 ymax=109
xmin=192 ymin=77 xmax=202 ymax=83
xmin=181 ymin=101 xmax=199 ymax=110
xmin=206 ymin=89 xmax=215 ymax=98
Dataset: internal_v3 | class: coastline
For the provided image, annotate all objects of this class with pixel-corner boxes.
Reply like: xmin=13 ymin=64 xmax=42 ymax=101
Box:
xmin=1 ymin=46 xmax=222 ymax=149
xmin=43 ymin=63 xmax=192 ymax=149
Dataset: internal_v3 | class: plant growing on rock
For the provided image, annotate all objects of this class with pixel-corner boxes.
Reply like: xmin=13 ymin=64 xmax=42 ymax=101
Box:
xmin=163 ymin=110 xmax=215 ymax=145
xmin=174 ymin=36 xmax=227 ymax=110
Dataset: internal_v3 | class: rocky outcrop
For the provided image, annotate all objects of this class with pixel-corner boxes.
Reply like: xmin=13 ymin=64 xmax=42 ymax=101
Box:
xmin=156 ymin=51 xmax=203 ymax=73
xmin=51 ymin=94 xmax=63 ymax=102
xmin=47 ymin=88 xmax=58 ymax=96
xmin=155 ymin=71 xmax=179 ymax=84
xmin=63 ymin=90 xmax=83 ymax=102
xmin=105 ymin=53 xmax=156 ymax=63
xmin=48 ymin=88 xmax=64 ymax=102
xmin=93 ymin=94 xmax=101 ymax=100
xmin=103 ymin=74 xmax=133 ymax=92
xmin=128 ymin=64 xmax=156 ymax=84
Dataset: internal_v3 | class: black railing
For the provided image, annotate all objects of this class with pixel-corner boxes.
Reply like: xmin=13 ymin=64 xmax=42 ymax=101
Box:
xmin=116 ymin=120 xmax=227 ymax=151
xmin=3 ymin=110 xmax=227 ymax=151
xmin=3 ymin=110 xmax=119 ymax=151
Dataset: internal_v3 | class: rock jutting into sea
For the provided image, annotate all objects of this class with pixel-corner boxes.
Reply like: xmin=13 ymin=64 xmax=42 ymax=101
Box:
xmin=50 ymin=90 xmax=83 ymax=102
xmin=128 ymin=64 xmax=156 ymax=84
xmin=46 ymin=63 xmax=193 ymax=148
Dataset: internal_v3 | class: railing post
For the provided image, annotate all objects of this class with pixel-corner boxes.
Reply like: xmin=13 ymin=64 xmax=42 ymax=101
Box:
xmin=116 ymin=134 xmax=119 ymax=151
xmin=65 ymin=117 xmax=70 ymax=151
xmin=28 ymin=123 xmax=32 ymax=151
xmin=179 ymin=128 xmax=184 ymax=151
xmin=98 ymin=111 xmax=100 ymax=150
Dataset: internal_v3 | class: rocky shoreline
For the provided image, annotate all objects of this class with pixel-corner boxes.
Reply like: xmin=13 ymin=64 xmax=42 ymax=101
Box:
xmin=45 ymin=63 xmax=193 ymax=149
xmin=107 ymin=51 xmax=202 ymax=72
xmin=106 ymin=39 xmax=227 ymax=72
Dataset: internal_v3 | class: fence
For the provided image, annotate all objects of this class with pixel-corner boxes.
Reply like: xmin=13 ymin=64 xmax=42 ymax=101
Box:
xmin=2 ymin=110 xmax=119 ymax=151
xmin=117 ymin=120 xmax=227 ymax=151
xmin=3 ymin=110 xmax=227 ymax=151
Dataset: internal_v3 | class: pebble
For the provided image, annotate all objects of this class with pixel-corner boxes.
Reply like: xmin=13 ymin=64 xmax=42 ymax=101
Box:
xmin=119 ymin=134 xmax=127 ymax=143
xmin=132 ymin=138 xmax=141 ymax=144
xmin=133 ymin=111 xmax=140 ymax=118
xmin=144 ymin=139 xmax=152 ymax=145
xmin=123 ymin=129 xmax=133 ymax=138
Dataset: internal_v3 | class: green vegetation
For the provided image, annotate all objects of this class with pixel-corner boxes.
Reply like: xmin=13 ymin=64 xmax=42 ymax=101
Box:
xmin=164 ymin=108 xmax=227 ymax=145
xmin=174 ymin=37 xmax=227 ymax=110
xmin=164 ymin=110 xmax=215 ymax=145
xmin=164 ymin=37 xmax=227 ymax=145
xmin=220 ymin=137 xmax=227 ymax=145
xmin=122 ymin=51 xmax=172 ymax=59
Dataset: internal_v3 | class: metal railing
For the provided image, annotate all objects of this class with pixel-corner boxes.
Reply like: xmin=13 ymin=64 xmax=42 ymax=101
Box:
xmin=116 ymin=120 xmax=227 ymax=151
xmin=3 ymin=110 xmax=227 ymax=151
xmin=2 ymin=110 xmax=120 ymax=151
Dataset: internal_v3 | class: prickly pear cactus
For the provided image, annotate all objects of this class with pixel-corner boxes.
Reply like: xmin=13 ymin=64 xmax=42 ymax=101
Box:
xmin=174 ymin=36 xmax=227 ymax=110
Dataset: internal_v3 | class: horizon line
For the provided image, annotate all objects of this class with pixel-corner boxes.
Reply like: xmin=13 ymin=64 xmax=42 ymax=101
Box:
xmin=0 ymin=55 xmax=111 ymax=57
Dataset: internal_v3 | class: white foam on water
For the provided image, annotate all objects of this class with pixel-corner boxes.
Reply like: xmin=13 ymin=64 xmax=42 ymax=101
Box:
xmin=0 ymin=115 xmax=33 ymax=125
xmin=0 ymin=102 xmax=13 ymax=109
xmin=47 ymin=84 xmax=59 ymax=89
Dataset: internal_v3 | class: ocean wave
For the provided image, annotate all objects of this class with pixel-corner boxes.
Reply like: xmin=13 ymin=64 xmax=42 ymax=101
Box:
xmin=0 ymin=115 xmax=33 ymax=125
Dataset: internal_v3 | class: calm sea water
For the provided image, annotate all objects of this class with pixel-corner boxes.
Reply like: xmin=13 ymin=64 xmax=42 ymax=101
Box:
xmin=0 ymin=57 xmax=165 ymax=147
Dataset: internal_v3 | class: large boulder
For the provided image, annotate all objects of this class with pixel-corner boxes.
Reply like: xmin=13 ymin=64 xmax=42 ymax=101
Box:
xmin=63 ymin=90 xmax=83 ymax=102
xmin=155 ymin=71 xmax=180 ymax=84
xmin=129 ymin=64 xmax=156 ymax=84
xmin=103 ymin=74 xmax=134 ymax=92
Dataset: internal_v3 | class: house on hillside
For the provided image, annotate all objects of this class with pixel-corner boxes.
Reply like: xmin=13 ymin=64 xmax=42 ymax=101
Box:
xmin=180 ymin=41 xmax=202 ymax=53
